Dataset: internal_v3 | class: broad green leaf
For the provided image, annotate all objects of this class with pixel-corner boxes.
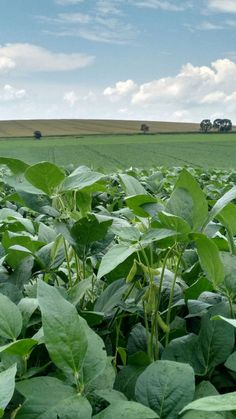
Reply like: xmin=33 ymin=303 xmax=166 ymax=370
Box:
xmin=197 ymin=303 xmax=235 ymax=375
xmin=25 ymin=162 xmax=65 ymax=196
xmin=182 ymin=412 xmax=229 ymax=419
xmin=0 ymin=293 xmax=22 ymax=340
xmin=71 ymin=214 xmax=112 ymax=246
xmin=37 ymin=280 xmax=88 ymax=383
xmin=61 ymin=168 xmax=104 ymax=191
xmin=93 ymin=401 xmax=158 ymax=419
xmin=95 ymin=389 xmax=127 ymax=403
xmin=94 ymin=279 xmax=129 ymax=315
xmin=97 ymin=244 xmax=138 ymax=279
xmin=86 ymin=358 xmax=115 ymax=393
xmin=220 ymin=252 xmax=236 ymax=293
xmin=81 ymin=317 xmax=107 ymax=385
xmin=0 ymin=339 xmax=37 ymax=356
xmin=16 ymin=376 xmax=92 ymax=418
xmin=114 ymin=354 xmax=149 ymax=400
xmin=0 ymin=364 xmax=17 ymax=411
xmin=212 ymin=315 xmax=236 ymax=328
xmin=18 ymin=297 xmax=38 ymax=330
xmin=206 ymin=186 xmax=236 ymax=228
xmin=194 ymin=381 xmax=218 ymax=399
xmin=0 ymin=157 xmax=28 ymax=174
xmin=119 ymin=174 xmax=148 ymax=196
xmin=217 ymin=203 xmax=236 ymax=235
xmin=158 ymin=211 xmax=191 ymax=233
xmin=162 ymin=334 xmax=204 ymax=375
xmin=225 ymin=351 xmax=236 ymax=372
xmin=167 ymin=169 xmax=208 ymax=231
xmin=184 ymin=277 xmax=213 ymax=301
xmin=181 ymin=392 xmax=236 ymax=413
xmin=135 ymin=360 xmax=195 ymax=419
xmin=125 ymin=195 xmax=159 ymax=217
xmin=196 ymin=236 xmax=224 ymax=289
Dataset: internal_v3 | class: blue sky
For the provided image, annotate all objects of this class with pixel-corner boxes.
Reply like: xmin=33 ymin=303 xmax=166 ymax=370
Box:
xmin=0 ymin=0 xmax=236 ymax=122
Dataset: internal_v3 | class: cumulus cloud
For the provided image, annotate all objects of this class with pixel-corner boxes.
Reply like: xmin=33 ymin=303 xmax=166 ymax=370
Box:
xmin=208 ymin=0 xmax=236 ymax=13
xmin=0 ymin=85 xmax=26 ymax=102
xmin=104 ymin=80 xmax=137 ymax=98
xmin=0 ymin=43 xmax=94 ymax=73
xmin=63 ymin=90 xmax=79 ymax=107
xmin=132 ymin=59 xmax=236 ymax=106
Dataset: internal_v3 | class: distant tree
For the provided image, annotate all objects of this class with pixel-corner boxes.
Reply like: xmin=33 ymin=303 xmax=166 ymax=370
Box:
xmin=213 ymin=119 xmax=223 ymax=131
xmin=213 ymin=119 xmax=232 ymax=132
xmin=221 ymin=119 xmax=232 ymax=132
xmin=200 ymin=119 xmax=212 ymax=133
xmin=140 ymin=123 xmax=149 ymax=134
xmin=34 ymin=130 xmax=42 ymax=140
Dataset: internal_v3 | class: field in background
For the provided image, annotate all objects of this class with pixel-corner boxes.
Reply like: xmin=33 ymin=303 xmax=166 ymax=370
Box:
xmin=0 ymin=119 xmax=201 ymax=137
xmin=1 ymin=133 xmax=236 ymax=169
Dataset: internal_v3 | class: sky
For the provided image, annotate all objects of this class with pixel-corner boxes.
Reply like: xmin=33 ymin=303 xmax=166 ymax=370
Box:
xmin=0 ymin=0 xmax=236 ymax=122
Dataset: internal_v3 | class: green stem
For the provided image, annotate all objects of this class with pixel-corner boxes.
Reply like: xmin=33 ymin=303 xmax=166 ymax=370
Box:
xmin=63 ymin=238 xmax=73 ymax=288
xmin=165 ymin=247 xmax=184 ymax=347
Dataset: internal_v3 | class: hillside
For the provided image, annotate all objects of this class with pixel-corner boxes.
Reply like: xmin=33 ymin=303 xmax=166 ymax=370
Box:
xmin=0 ymin=119 xmax=200 ymax=137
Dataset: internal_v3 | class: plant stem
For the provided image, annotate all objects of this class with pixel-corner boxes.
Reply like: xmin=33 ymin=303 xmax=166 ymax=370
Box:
xmin=165 ymin=247 xmax=184 ymax=347
xmin=63 ymin=238 xmax=73 ymax=288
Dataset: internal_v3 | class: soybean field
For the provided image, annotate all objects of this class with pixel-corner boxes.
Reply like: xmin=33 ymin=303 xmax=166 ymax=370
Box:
xmin=1 ymin=132 xmax=236 ymax=169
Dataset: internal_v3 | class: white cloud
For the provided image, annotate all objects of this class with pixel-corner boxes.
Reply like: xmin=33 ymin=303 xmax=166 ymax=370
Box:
xmin=132 ymin=59 xmax=236 ymax=105
xmin=104 ymin=80 xmax=137 ymax=98
xmin=129 ymin=0 xmax=191 ymax=11
xmin=63 ymin=90 xmax=79 ymax=107
xmin=55 ymin=0 xmax=84 ymax=4
xmin=0 ymin=56 xmax=16 ymax=73
xmin=208 ymin=0 xmax=236 ymax=13
xmin=185 ymin=21 xmax=223 ymax=31
xmin=0 ymin=43 xmax=94 ymax=73
xmin=0 ymin=85 xmax=26 ymax=102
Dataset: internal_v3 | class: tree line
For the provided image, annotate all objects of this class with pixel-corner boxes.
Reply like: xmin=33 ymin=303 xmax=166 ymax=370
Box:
xmin=200 ymin=118 xmax=232 ymax=133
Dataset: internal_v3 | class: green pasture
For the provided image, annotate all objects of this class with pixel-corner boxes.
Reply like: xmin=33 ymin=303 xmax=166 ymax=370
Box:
xmin=2 ymin=133 xmax=236 ymax=169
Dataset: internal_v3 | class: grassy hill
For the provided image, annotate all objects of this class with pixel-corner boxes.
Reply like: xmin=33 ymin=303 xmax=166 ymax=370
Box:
xmin=0 ymin=119 xmax=201 ymax=137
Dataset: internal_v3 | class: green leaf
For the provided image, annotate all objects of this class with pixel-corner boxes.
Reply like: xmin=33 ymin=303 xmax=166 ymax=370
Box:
xmin=0 ymin=293 xmax=22 ymax=340
xmin=196 ymin=236 xmax=224 ymax=289
xmin=0 ymin=157 xmax=29 ymax=174
xmin=158 ymin=211 xmax=191 ymax=233
xmin=0 ymin=364 xmax=17 ymax=410
xmin=167 ymin=169 xmax=208 ymax=231
xmin=16 ymin=376 xmax=92 ymax=418
xmin=225 ymin=351 xmax=236 ymax=372
xmin=212 ymin=315 xmax=236 ymax=328
xmin=114 ymin=354 xmax=149 ymax=400
xmin=181 ymin=412 xmax=228 ymax=419
xmin=135 ymin=360 xmax=195 ymax=419
xmin=93 ymin=401 xmax=158 ymax=419
xmin=81 ymin=317 xmax=107 ymax=385
xmin=37 ymin=280 xmax=88 ymax=382
xmin=217 ymin=203 xmax=236 ymax=235
xmin=25 ymin=162 xmax=65 ymax=196
xmin=0 ymin=339 xmax=37 ymax=357
xmin=206 ymin=186 xmax=236 ymax=227
xmin=71 ymin=214 xmax=112 ymax=246
xmin=94 ymin=279 xmax=129 ymax=315
xmin=181 ymin=392 xmax=236 ymax=413
xmin=95 ymin=389 xmax=127 ymax=403
xmin=197 ymin=303 xmax=235 ymax=375
xmin=61 ymin=167 xmax=104 ymax=191
xmin=97 ymin=244 xmax=138 ymax=279
xmin=125 ymin=195 xmax=158 ymax=217
xmin=119 ymin=174 xmax=148 ymax=196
